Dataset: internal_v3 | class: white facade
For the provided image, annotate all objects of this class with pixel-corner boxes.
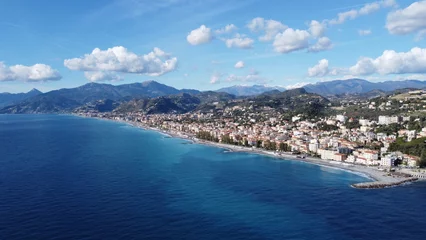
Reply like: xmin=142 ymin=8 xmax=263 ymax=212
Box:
xmin=292 ymin=116 xmax=301 ymax=122
xmin=359 ymin=119 xmax=370 ymax=126
xmin=318 ymin=149 xmax=337 ymax=160
xmin=378 ymin=116 xmax=399 ymax=125
xmin=336 ymin=115 xmax=347 ymax=123
xmin=308 ymin=141 xmax=319 ymax=153
xmin=381 ymin=155 xmax=396 ymax=167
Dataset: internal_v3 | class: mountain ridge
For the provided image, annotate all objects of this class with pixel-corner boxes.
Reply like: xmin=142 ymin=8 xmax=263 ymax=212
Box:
xmin=304 ymin=79 xmax=426 ymax=96
xmin=0 ymin=88 xmax=43 ymax=108
xmin=2 ymin=79 xmax=426 ymax=114
xmin=216 ymin=85 xmax=286 ymax=96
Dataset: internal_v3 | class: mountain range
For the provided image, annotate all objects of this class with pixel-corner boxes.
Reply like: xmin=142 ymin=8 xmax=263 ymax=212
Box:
xmin=0 ymin=88 xmax=42 ymax=108
xmin=216 ymin=85 xmax=286 ymax=96
xmin=215 ymin=79 xmax=426 ymax=97
xmin=303 ymin=79 xmax=426 ymax=96
xmin=0 ymin=81 xmax=200 ymax=113
xmin=1 ymin=79 xmax=426 ymax=114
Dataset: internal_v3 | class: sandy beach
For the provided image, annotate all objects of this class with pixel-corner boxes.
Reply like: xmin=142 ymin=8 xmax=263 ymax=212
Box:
xmin=80 ymin=115 xmax=422 ymax=188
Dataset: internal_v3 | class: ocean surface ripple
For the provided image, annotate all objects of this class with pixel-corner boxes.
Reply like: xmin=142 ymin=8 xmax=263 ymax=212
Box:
xmin=1 ymin=115 xmax=426 ymax=240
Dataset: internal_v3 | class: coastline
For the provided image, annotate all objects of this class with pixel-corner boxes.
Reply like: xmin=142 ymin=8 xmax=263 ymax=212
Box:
xmin=76 ymin=114 xmax=421 ymax=189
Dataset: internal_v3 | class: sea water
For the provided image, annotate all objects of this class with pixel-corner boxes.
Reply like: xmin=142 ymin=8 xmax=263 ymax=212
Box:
xmin=1 ymin=114 xmax=425 ymax=240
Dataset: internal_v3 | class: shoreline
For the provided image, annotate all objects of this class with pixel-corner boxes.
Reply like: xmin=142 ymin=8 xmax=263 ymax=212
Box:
xmin=76 ymin=114 xmax=422 ymax=189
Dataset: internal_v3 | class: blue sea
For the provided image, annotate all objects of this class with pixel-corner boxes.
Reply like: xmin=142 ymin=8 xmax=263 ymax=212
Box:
xmin=1 ymin=115 xmax=426 ymax=240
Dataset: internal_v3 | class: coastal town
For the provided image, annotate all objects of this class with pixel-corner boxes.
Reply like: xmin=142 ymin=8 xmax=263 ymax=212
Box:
xmin=75 ymin=89 xmax=426 ymax=188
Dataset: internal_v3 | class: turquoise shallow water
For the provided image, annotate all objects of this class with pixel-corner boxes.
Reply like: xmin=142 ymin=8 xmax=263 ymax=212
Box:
xmin=1 ymin=114 xmax=426 ymax=240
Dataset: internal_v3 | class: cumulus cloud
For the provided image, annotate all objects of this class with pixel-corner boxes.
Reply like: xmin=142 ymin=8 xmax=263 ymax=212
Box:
xmin=386 ymin=0 xmax=426 ymax=35
xmin=307 ymin=47 xmax=426 ymax=78
xmin=224 ymin=34 xmax=254 ymax=49
xmin=187 ymin=25 xmax=213 ymax=45
xmin=84 ymin=71 xmax=123 ymax=82
xmin=0 ymin=62 xmax=61 ymax=82
xmin=328 ymin=0 xmax=397 ymax=25
xmin=210 ymin=72 xmax=222 ymax=84
xmin=358 ymin=29 xmax=372 ymax=36
xmin=215 ymin=24 xmax=237 ymax=35
xmin=350 ymin=47 xmax=426 ymax=75
xmin=308 ymin=59 xmax=331 ymax=77
xmin=247 ymin=17 xmax=287 ymax=41
xmin=309 ymin=20 xmax=326 ymax=38
xmin=273 ymin=28 xmax=310 ymax=53
xmin=234 ymin=61 xmax=245 ymax=69
xmin=308 ymin=37 xmax=333 ymax=53
xmin=64 ymin=46 xmax=178 ymax=79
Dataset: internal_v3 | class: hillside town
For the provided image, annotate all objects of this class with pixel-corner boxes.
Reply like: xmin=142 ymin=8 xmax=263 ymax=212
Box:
xmin=76 ymin=89 xmax=426 ymax=179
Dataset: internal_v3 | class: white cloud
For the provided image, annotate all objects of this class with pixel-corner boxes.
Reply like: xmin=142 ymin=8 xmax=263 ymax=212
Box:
xmin=0 ymin=62 xmax=61 ymax=82
xmin=224 ymin=34 xmax=254 ymax=49
xmin=350 ymin=47 xmax=426 ymax=75
xmin=329 ymin=0 xmax=397 ymax=25
xmin=210 ymin=72 xmax=222 ymax=84
xmin=329 ymin=9 xmax=358 ymax=25
xmin=226 ymin=69 xmax=267 ymax=83
xmin=234 ymin=61 xmax=245 ymax=69
xmin=210 ymin=69 xmax=267 ymax=84
xmin=395 ymin=74 xmax=426 ymax=80
xmin=308 ymin=59 xmax=331 ymax=77
xmin=358 ymin=29 xmax=372 ymax=36
xmin=273 ymin=28 xmax=310 ymax=53
xmin=415 ymin=29 xmax=426 ymax=41
xmin=215 ymin=24 xmax=237 ymax=34
xmin=64 ymin=46 xmax=177 ymax=78
xmin=359 ymin=2 xmax=381 ymax=15
xmin=309 ymin=20 xmax=326 ymax=38
xmin=247 ymin=17 xmax=287 ymax=41
xmin=187 ymin=25 xmax=213 ymax=45
xmin=382 ymin=0 xmax=398 ymax=7
xmin=308 ymin=37 xmax=333 ymax=53
xmin=386 ymin=0 xmax=426 ymax=35
xmin=286 ymin=82 xmax=310 ymax=89
xmin=84 ymin=71 xmax=123 ymax=82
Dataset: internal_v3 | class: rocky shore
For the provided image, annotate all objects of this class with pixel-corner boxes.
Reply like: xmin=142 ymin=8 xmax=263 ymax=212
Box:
xmin=352 ymin=177 xmax=419 ymax=189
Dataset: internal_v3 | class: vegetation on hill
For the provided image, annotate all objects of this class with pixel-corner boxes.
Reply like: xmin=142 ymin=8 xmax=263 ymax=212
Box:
xmin=389 ymin=137 xmax=426 ymax=166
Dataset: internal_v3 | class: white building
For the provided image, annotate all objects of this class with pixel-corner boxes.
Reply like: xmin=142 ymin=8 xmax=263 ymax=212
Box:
xmin=359 ymin=119 xmax=370 ymax=126
xmin=318 ymin=149 xmax=337 ymax=160
xmin=378 ymin=116 xmax=400 ymax=125
xmin=336 ymin=115 xmax=347 ymax=123
xmin=346 ymin=155 xmax=356 ymax=163
xmin=381 ymin=155 xmax=397 ymax=167
xmin=292 ymin=116 xmax=301 ymax=122
xmin=308 ymin=139 xmax=319 ymax=153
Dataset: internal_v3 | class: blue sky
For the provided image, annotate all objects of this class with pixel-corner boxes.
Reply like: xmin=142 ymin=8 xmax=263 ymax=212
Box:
xmin=1 ymin=0 xmax=426 ymax=93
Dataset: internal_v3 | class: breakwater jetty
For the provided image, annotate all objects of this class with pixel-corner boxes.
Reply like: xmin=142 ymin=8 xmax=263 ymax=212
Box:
xmin=352 ymin=177 xmax=418 ymax=189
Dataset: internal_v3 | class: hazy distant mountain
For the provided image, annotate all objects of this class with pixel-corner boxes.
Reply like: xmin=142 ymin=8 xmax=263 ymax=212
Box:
xmin=216 ymin=85 xmax=286 ymax=96
xmin=304 ymin=79 xmax=426 ymax=96
xmin=0 ymin=81 xmax=200 ymax=114
xmin=0 ymin=88 xmax=42 ymax=108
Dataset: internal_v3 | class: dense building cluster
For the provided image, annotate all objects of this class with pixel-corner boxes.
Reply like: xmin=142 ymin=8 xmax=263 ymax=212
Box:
xmin=78 ymin=108 xmax=426 ymax=169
